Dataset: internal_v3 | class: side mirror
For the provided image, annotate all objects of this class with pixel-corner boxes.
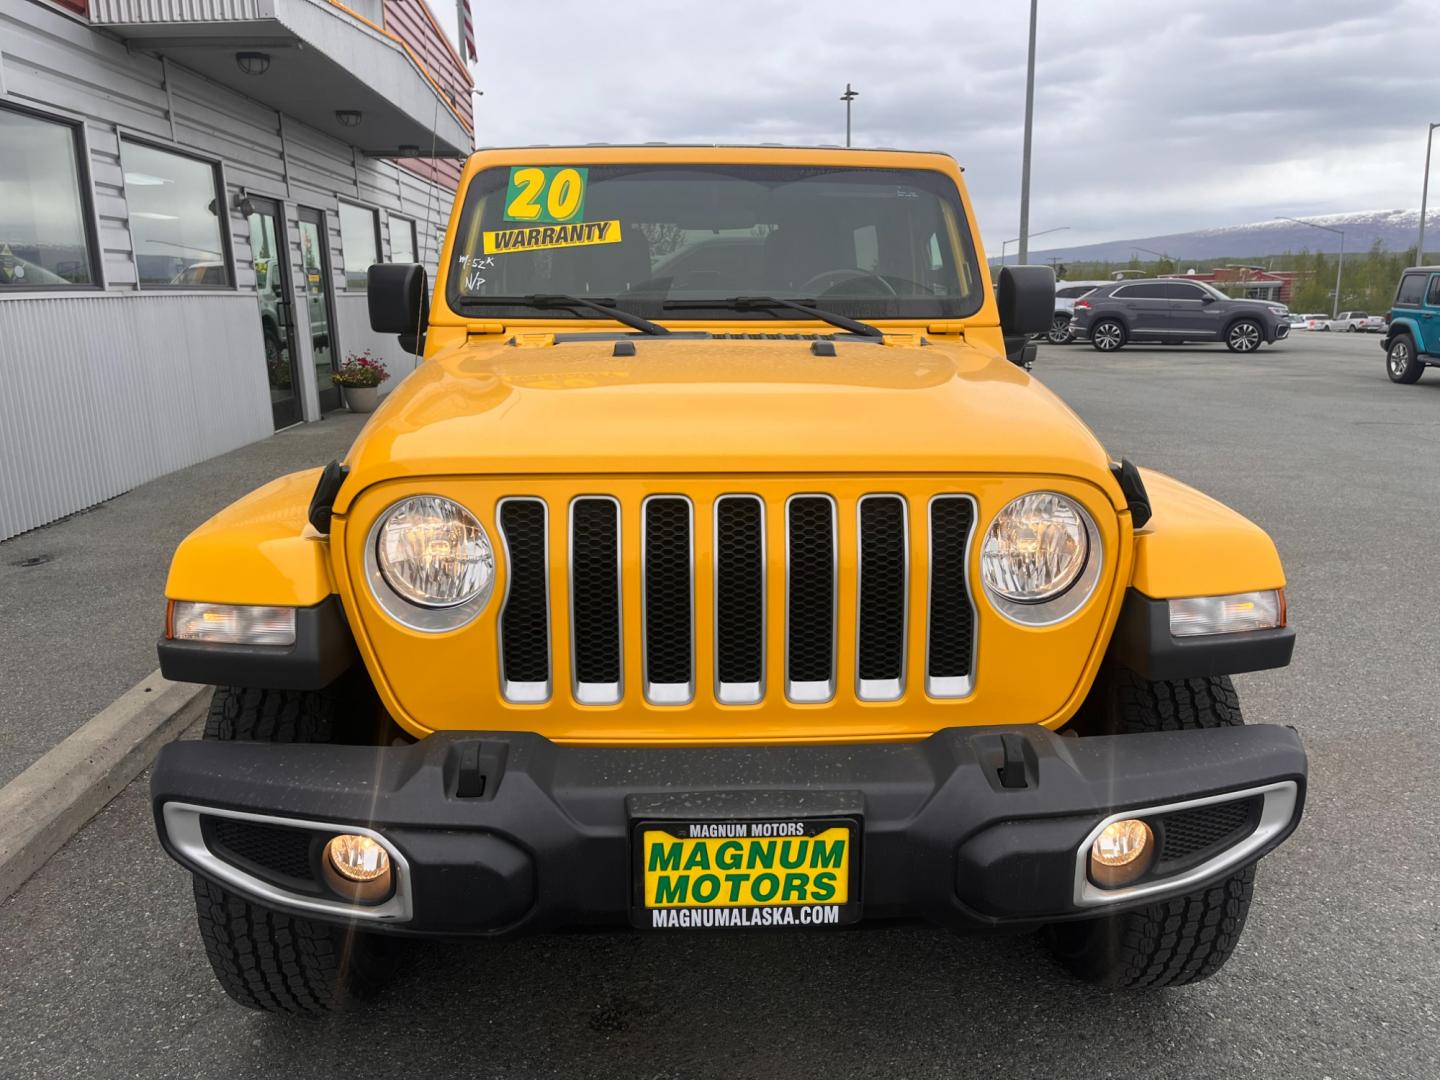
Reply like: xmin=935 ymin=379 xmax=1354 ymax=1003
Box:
xmin=368 ymin=263 xmax=429 ymax=352
xmin=996 ymin=264 xmax=1055 ymax=364
xmin=1201 ymin=294 xmax=1216 ymax=304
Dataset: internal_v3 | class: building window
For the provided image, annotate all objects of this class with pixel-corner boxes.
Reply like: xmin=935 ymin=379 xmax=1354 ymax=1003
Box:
xmin=122 ymin=140 xmax=231 ymax=288
xmin=339 ymin=202 xmax=379 ymax=288
xmin=0 ymin=106 xmax=98 ymax=289
xmin=390 ymin=214 xmax=417 ymax=264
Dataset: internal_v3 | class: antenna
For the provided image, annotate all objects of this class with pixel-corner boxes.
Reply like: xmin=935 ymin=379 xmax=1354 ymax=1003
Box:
xmin=413 ymin=95 xmax=443 ymax=367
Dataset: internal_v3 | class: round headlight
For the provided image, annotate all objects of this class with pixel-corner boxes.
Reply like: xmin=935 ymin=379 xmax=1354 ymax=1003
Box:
xmin=981 ymin=492 xmax=1089 ymax=603
xmin=375 ymin=496 xmax=494 ymax=609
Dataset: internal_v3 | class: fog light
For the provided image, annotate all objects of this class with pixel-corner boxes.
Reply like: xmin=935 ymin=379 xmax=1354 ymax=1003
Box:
xmin=1089 ymin=818 xmax=1154 ymax=888
xmin=321 ymin=834 xmax=393 ymax=903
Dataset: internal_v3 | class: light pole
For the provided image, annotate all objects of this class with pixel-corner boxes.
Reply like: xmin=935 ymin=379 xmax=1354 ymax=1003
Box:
xmin=1002 ymin=224 xmax=1068 ymax=265
xmin=1279 ymin=216 xmax=1345 ymax=318
xmin=1017 ymin=0 xmax=1039 ymax=263
xmin=1418 ymin=122 xmax=1440 ymax=264
xmin=841 ymin=84 xmax=859 ymax=148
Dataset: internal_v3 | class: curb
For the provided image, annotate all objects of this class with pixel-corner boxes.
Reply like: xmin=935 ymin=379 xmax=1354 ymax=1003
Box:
xmin=0 ymin=670 xmax=208 ymax=900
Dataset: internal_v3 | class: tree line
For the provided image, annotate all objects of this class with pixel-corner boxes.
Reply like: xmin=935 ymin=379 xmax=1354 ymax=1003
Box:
xmin=1057 ymin=240 xmax=1419 ymax=314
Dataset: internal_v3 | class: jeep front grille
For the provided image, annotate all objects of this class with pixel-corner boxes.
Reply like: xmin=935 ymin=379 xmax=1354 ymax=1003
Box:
xmin=856 ymin=495 xmax=909 ymax=700
xmin=497 ymin=498 xmax=552 ymax=703
xmin=714 ymin=496 xmax=766 ymax=703
xmin=568 ymin=497 xmax=623 ymax=704
xmin=496 ymin=491 xmax=977 ymax=709
xmin=926 ymin=496 xmax=977 ymax=698
xmin=784 ymin=495 xmax=838 ymax=702
xmin=642 ymin=496 xmax=695 ymax=703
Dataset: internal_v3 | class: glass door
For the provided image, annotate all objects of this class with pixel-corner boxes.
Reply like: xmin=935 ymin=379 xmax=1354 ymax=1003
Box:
xmin=298 ymin=207 xmax=341 ymax=413
xmin=246 ymin=197 xmax=301 ymax=429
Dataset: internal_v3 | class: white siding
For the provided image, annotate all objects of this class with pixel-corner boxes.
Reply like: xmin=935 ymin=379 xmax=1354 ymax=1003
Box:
xmin=0 ymin=0 xmax=460 ymax=537
xmin=0 ymin=293 xmax=272 ymax=541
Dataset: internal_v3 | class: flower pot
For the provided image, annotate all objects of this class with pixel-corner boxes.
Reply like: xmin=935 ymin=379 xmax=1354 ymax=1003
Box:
xmin=342 ymin=386 xmax=379 ymax=413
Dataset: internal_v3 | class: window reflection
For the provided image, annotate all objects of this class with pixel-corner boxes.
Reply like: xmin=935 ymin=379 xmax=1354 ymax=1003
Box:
xmin=390 ymin=215 xmax=416 ymax=264
xmin=123 ymin=141 xmax=229 ymax=288
xmin=339 ymin=202 xmax=378 ymax=289
xmin=0 ymin=108 xmax=96 ymax=288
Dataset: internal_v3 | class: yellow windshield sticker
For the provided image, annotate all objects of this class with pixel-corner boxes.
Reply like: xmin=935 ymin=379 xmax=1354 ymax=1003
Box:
xmin=482 ymin=219 xmax=623 ymax=256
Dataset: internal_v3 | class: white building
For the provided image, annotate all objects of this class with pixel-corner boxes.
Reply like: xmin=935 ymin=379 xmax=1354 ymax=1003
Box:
xmin=0 ymin=0 xmax=474 ymax=539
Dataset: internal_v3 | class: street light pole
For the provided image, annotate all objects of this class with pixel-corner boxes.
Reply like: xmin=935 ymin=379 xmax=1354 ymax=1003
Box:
xmin=1279 ymin=216 xmax=1345 ymax=318
xmin=1418 ymin=122 xmax=1440 ymax=264
xmin=841 ymin=84 xmax=859 ymax=148
xmin=1017 ymin=0 xmax=1038 ymax=263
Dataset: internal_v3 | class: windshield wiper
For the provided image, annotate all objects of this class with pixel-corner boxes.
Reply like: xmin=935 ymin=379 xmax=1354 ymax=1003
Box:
xmin=464 ymin=293 xmax=670 ymax=336
xmin=664 ymin=296 xmax=883 ymax=338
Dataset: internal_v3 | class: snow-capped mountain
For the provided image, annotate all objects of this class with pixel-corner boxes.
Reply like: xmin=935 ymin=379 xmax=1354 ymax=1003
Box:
xmin=1017 ymin=210 xmax=1429 ymax=265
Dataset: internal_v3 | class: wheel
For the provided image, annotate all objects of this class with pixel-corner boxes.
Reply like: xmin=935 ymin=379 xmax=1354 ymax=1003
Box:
xmin=1346 ymin=324 xmax=1357 ymax=332
xmin=1225 ymin=319 xmax=1263 ymax=353
xmin=1090 ymin=319 xmax=1126 ymax=352
xmin=1045 ymin=671 xmax=1259 ymax=989
xmin=191 ymin=686 xmax=395 ymax=1015
xmin=1047 ymin=313 xmax=1073 ymax=344
xmin=1387 ymin=335 xmax=1424 ymax=384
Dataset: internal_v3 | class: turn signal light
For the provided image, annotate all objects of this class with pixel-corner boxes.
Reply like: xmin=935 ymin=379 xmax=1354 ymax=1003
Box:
xmin=321 ymin=834 xmax=393 ymax=904
xmin=169 ymin=601 xmax=296 ymax=645
xmin=1089 ymin=818 xmax=1154 ymax=888
xmin=1169 ymin=590 xmax=1285 ymax=637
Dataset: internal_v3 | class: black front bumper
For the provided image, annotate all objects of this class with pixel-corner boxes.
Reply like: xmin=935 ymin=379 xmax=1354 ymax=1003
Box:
xmin=152 ymin=724 xmax=1306 ymax=936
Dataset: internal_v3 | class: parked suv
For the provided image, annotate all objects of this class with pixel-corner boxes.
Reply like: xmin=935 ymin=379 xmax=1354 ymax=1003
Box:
xmin=1382 ymin=266 xmax=1440 ymax=383
xmin=150 ymin=146 xmax=1304 ymax=1014
xmin=1047 ymin=280 xmax=1108 ymax=343
xmin=1070 ymin=279 xmax=1291 ymax=352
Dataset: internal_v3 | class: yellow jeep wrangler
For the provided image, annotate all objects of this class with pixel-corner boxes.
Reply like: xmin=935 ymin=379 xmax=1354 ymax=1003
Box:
xmin=153 ymin=146 xmax=1305 ymax=1014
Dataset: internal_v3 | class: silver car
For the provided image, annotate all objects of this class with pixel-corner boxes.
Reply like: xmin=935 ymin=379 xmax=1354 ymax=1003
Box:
xmin=1047 ymin=280 xmax=1109 ymax=343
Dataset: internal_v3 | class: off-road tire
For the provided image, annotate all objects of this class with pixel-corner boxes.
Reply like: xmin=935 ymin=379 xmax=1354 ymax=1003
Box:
xmin=1225 ymin=319 xmax=1264 ymax=353
xmin=1090 ymin=318 xmax=1126 ymax=352
xmin=192 ymin=685 xmax=393 ymax=1016
xmin=1046 ymin=670 xmax=1257 ymax=988
xmin=1387 ymin=334 xmax=1424 ymax=384
xmin=203 ymin=684 xmax=336 ymax=743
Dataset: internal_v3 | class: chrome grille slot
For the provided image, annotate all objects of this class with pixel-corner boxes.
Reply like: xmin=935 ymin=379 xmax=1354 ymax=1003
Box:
xmin=714 ymin=495 xmax=765 ymax=705
xmin=569 ymin=497 xmax=622 ymax=705
xmin=926 ymin=495 xmax=978 ymax=698
xmin=856 ymin=495 xmax=908 ymax=701
xmin=785 ymin=495 xmax=838 ymax=703
xmin=642 ymin=496 xmax=694 ymax=704
xmin=497 ymin=498 xmax=551 ymax=703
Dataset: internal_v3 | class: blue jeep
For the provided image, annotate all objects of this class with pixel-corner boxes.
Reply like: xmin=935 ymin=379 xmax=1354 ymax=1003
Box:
xmin=1383 ymin=267 xmax=1440 ymax=383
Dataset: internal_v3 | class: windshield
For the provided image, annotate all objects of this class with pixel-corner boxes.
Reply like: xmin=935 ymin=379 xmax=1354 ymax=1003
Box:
xmin=445 ymin=163 xmax=983 ymax=322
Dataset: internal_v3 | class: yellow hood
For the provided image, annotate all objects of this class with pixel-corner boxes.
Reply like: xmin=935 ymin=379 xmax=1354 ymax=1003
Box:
xmin=335 ymin=335 xmax=1122 ymax=511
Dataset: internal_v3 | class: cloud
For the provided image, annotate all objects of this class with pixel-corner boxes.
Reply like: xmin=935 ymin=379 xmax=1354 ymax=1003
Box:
xmin=467 ymin=0 xmax=1440 ymax=254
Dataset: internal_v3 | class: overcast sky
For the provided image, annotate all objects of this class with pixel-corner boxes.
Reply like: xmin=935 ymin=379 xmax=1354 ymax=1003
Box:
xmin=429 ymin=0 xmax=1440 ymax=254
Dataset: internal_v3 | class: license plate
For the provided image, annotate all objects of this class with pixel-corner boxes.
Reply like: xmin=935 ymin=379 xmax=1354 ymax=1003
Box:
xmin=631 ymin=818 xmax=862 ymax=929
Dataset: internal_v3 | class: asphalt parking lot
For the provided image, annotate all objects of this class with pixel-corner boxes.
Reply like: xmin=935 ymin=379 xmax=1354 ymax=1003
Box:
xmin=3 ymin=330 xmax=1438 ymax=1080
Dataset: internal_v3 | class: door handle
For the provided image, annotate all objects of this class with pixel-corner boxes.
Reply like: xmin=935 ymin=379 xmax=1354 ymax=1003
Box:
xmin=1423 ymin=313 xmax=1433 ymax=320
